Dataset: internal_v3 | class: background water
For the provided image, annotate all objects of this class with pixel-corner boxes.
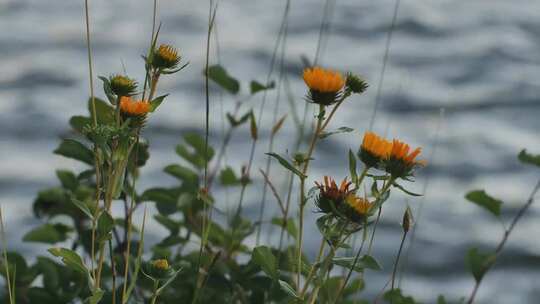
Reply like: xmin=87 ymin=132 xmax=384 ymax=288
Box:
xmin=1 ymin=0 xmax=540 ymax=303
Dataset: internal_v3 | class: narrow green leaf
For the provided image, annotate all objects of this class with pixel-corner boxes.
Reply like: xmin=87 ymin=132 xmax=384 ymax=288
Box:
xmin=332 ymin=255 xmax=382 ymax=272
xmin=271 ymin=115 xmax=287 ymax=136
xmin=250 ymin=111 xmax=258 ymax=141
xmin=393 ymin=182 xmax=423 ymax=197
xmin=465 ymin=190 xmax=503 ymax=216
xmin=278 ymin=280 xmax=299 ymax=299
xmin=150 ymin=94 xmax=168 ymax=112
xmin=266 ymin=153 xmax=306 ymax=179
xmin=164 ymin=164 xmax=199 ymax=186
xmin=319 ymin=127 xmax=354 ymax=139
xmin=349 ymin=149 xmax=357 ymax=184
xmin=250 ymin=80 xmax=275 ymax=95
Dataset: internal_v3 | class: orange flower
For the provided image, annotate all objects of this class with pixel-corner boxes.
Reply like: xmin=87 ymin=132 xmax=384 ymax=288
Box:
xmin=344 ymin=194 xmax=372 ymax=220
xmin=314 ymin=176 xmax=352 ymax=214
xmin=359 ymin=131 xmax=393 ymax=168
xmin=385 ymin=139 xmax=425 ymax=178
xmin=120 ymin=96 xmax=150 ymax=116
xmin=303 ymin=67 xmax=345 ymax=93
xmin=303 ymin=67 xmax=345 ymax=105
xmin=390 ymin=140 xmax=423 ymax=166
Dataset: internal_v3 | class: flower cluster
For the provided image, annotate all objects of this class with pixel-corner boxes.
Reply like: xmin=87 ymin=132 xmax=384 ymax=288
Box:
xmin=303 ymin=66 xmax=368 ymax=105
xmin=314 ymin=176 xmax=373 ymax=223
xmin=359 ymin=131 xmax=425 ymax=179
xmin=120 ymin=96 xmax=151 ymax=117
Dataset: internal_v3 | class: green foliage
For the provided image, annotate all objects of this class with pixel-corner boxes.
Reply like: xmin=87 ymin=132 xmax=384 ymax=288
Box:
xmin=266 ymin=152 xmax=306 ymax=179
xmin=207 ymin=64 xmax=240 ymax=94
xmin=251 ymin=246 xmax=278 ymax=279
xmin=23 ymin=223 xmax=73 ymax=244
xmin=465 ymin=190 xmax=502 ymax=216
xmin=518 ymin=149 xmax=540 ymax=168
xmin=466 ymin=248 xmax=496 ymax=282
xmin=54 ymin=139 xmax=95 ymax=166
xmin=250 ymin=80 xmax=275 ymax=95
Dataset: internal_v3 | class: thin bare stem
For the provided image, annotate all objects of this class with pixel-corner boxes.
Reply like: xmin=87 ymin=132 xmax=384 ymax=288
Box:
xmin=368 ymin=0 xmax=401 ymax=131
xmin=466 ymin=179 xmax=540 ymax=304
xmin=84 ymin=0 xmax=102 ymax=285
xmin=0 ymin=207 xmax=14 ymax=304
xmin=193 ymin=2 xmax=218 ymax=303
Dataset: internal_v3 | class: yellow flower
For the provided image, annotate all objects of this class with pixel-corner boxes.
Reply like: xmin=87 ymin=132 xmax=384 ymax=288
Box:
xmin=359 ymin=131 xmax=393 ymax=168
xmin=314 ymin=176 xmax=352 ymax=214
xmin=385 ymin=139 xmax=425 ymax=178
xmin=120 ymin=96 xmax=150 ymax=116
xmin=153 ymin=44 xmax=181 ymax=70
xmin=152 ymin=259 xmax=170 ymax=270
xmin=343 ymin=194 xmax=372 ymax=222
xmin=303 ymin=67 xmax=345 ymax=105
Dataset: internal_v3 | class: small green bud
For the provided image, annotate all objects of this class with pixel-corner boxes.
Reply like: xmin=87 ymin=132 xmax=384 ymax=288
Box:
xmin=109 ymin=74 xmax=137 ymax=96
xmin=345 ymin=73 xmax=369 ymax=94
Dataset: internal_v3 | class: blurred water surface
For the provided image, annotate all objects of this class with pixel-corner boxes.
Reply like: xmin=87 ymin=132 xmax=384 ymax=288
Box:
xmin=0 ymin=0 xmax=539 ymax=303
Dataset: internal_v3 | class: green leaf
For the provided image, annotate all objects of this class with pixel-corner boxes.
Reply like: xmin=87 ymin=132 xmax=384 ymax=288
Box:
xmin=465 ymin=190 xmax=503 ymax=216
xmin=96 ymin=211 xmax=114 ymax=243
xmin=164 ymin=164 xmax=199 ymax=186
xmin=85 ymin=289 xmax=104 ymax=304
xmin=278 ymin=280 xmax=299 ymax=299
xmin=250 ymin=80 xmax=275 ymax=95
xmin=207 ymin=65 xmax=240 ymax=94
xmin=23 ymin=223 xmax=73 ymax=244
xmin=48 ymin=247 xmax=89 ymax=275
xmin=518 ymin=149 xmax=540 ymax=168
xmin=69 ymin=115 xmax=92 ymax=133
xmin=466 ymin=248 xmax=496 ymax=282
xmin=56 ymin=170 xmax=79 ymax=191
xmin=393 ymin=182 xmax=423 ymax=197
xmin=320 ymin=277 xmax=344 ymax=303
xmin=252 ymin=246 xmax=279 ymax=279
xmin=88 ymin=97 xmax=115 ymax=125
xmin=220 ymin=167 xmax=241 ymax=186
xmin=54 ymin=139 xmax=94 ymax=165
xmin=266 ymin=153 xmax=306 ymax=179
xmin=271 ymin=218 xmax=298 ymax=239
xmin=319 ymin=126 xmax=354 ymax=139
xmin=98 ymin=76 xmax=115 ymax=104
xmin=332 ymin=255 xmax=382 ymax=272
xmin=71 ymin=198 xmax=94 ymax=220
xmin=383 ymin=288 xmax=418 ymax=304
xmin=227 ymin=111 xmax=251 ymax=127
xmin=150 ymin=94 xmax=168 ymax=112
xmin=250 ymin=111 xmax=258 ymax=141
xmin=349 ymin=149 xmax=357 ymax=184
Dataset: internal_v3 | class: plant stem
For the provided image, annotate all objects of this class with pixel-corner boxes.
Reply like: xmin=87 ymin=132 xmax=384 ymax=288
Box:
xmin=150 ymin=280 xmax=160 ymax=304
xmin=390 ymin=230 xmax=408 ymax=292
xmin=296 ymin=104 xmax=325 ymax=291
xmin=193 ymin=2 xmax=217 ymax=303
xmin=333 ymin=220 xmax=368 ymax=304
xmin=0 ymin=207 xmax=14 ymax=304
xmin=466 ymin=179 xmax=540 ymax=304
